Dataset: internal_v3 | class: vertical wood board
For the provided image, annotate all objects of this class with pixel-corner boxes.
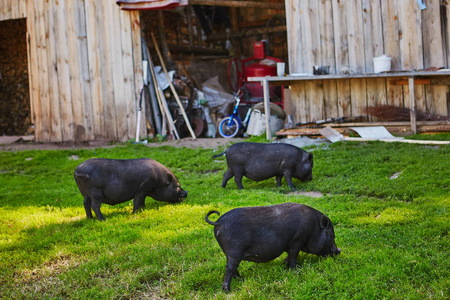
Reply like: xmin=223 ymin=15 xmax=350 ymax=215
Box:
xmin=54 ymin=0 xmax=74 ymax=142
xmin=381 ymin=0 xmax=401 ymax=71
xmin=323 ymin=80 xmax=338 ymax=119
xmin=362 ymin=0 xmax=383 ymax=72
xmin=346 ymin=0 xmax=364 ymax=73
xmin=85 ymin=0 xmax=105 ymax=139
xmin=319 ymin=0 xmax=335 ymax=72
xmin=349 ymin=79 xmax=366 ymax=118
xmin=26 ymin=0 xmax=41 ymax=141
xmin=422 ymin=0 xmax=445 ymax=69
xmin=331 ymin=0 xmax=349 ymax=73
xmin=285 ymin=0 xmax=303 ymax=73
xmin=119 ymin=8 xmax=137 ymax=140
xmin=110 ymin=0 xmax=128 ymax=141
xmin=130 ymin=11 xmax=145 ymax=137
xmin=46 ymin=0 xmax=63 ymax=141
xmin=36 ymin=0 xmax=52 ymax=141
xmin=103 ymin=0 xmax=118 ymax=140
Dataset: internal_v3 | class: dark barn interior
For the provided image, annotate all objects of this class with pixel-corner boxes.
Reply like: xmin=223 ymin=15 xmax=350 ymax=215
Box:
xmin=0 ymin=18 xmax=30 ymax=136
xmin=139 ymin=1 xmax=288 ymax=138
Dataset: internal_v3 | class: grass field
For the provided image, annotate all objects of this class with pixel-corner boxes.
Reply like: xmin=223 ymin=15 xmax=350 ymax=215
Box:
xmin=0 ymin=136 xmax=449 ymax=299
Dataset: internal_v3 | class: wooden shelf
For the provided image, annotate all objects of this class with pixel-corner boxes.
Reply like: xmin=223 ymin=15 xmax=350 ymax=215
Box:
xmin=248 ymin=71 xmax=450 ymax=140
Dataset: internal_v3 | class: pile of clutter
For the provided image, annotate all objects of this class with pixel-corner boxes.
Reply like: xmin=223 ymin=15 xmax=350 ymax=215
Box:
xmin=150 ymin=70 xmax=287 ymax=139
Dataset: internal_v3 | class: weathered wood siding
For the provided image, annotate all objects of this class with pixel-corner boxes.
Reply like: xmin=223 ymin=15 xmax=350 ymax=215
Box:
xmin=0 ymin=0 xmax=26 ymax=21
xmin=285 ymin=0 xmax=450 ymax=124
xmin=2 ymin=0 xmax=144 ymax=142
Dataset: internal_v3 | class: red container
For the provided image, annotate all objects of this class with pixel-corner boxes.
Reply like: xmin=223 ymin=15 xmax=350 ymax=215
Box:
xmin=244 ymin=62 xmax=278 ymax=98
xmin=253 ymin=41 xmax=265 ymax=59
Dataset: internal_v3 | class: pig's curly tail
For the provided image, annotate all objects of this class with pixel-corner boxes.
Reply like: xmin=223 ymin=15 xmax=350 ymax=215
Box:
xmin=211 ymin=150 xmax=227 ymax=158
xmin=205 ymin=210 xmax=220 ymax=225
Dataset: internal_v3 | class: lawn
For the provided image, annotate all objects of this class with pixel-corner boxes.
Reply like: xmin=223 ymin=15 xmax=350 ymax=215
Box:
xmin=0 ymin=137 xmax=449 ymax=299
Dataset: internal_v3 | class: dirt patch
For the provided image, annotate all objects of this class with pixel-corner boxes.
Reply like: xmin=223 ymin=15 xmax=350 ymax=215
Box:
xmin=289 ymin=191 xmax=324 ymax=198
xmin=0 ymin=137 xmax=245 ymax=151
xmin=0 ymin=135 xmax=328 ymax=151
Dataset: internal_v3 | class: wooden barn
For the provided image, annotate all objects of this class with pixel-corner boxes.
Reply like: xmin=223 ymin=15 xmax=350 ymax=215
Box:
xmin=0 ymin=0 xmax=143 ymax=142
xmin=0 ymin=0 xmax=449 ymax=143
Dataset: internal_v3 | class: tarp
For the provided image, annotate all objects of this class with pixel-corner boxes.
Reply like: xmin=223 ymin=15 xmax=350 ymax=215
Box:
xmin=116 ymin=0 xmax=188 ymax=10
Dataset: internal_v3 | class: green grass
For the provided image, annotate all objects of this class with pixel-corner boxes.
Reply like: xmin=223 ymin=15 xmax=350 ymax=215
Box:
xmin=0 ymin=139 xmax=449 ymax=299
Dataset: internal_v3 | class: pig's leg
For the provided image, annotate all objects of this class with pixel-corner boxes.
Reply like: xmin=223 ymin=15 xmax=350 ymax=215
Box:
xmin=283 ymin=172 xmax=296 ymax=191
xmin=233 ymin=175 xmax=244 ymax=189
xmin=132 ymin=193 xmax=146 ymax=214
xmin=232 ymin=167 xmax=245 ymax=189
xmin=222 ymin=255 xmax=241 ymax=292
xmin=221 ymin=167 xmax=234 ymax=188
xmin=89 ymin=188 xmax=105 ymax=221
xmin=276 ymin=175 xmax=282 ymax=187
xmin=286 ymin=248 xmax=300 ymax=269
xmin=91 ymin=201 xmax=104 ymax=221
xmin=83 ymin=196 xmax=93 ymax=219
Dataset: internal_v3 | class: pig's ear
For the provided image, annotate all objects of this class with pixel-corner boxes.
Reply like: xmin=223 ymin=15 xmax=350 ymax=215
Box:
xmin=166 ymin=173 xmax=173 ymax=185
xmin=320 ymin=215 xmax=330 ymax=229
xmin=307 ymin=153 xmax=313 ymax=161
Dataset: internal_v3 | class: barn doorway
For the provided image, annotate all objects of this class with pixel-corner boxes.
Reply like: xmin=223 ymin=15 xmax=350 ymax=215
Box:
xmin=0 ymin=18 xmax=31 ymax=136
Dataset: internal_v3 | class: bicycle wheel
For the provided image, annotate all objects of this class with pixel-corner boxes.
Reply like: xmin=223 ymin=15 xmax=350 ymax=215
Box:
xmin=218 ymin=117 xmax=240 ymax=138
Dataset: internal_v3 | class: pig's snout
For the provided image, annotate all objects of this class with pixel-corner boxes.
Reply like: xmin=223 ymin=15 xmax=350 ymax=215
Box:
xmin=179 ymin=189 xmax=188 ymax=202
xmin=331 ymin=247 xmax=341 ymax=256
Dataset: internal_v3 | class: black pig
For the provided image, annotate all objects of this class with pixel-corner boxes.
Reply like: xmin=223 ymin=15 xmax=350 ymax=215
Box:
xmin=212 ymin=142 xmax=313 ymax=191
xmin=205 ymin=202 xmax=340 ymax=292
xmin=74 ymin=158 xmax=187 ymax=220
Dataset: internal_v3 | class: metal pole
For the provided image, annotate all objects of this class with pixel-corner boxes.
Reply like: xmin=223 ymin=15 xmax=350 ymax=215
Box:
xmin=262 ymin=78 xmax=272 ymax=140
xmin=408 ymin=77 xmax=417 ymax=134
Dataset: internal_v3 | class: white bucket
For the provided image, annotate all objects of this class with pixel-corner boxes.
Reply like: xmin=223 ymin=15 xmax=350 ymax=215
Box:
xmin=276 ymin=62 xmax=285 ymax=76
xmin=373 ymin=55 xmax=392 ymax=73
xmin=246 ymin=110 xmax=284 ymax=136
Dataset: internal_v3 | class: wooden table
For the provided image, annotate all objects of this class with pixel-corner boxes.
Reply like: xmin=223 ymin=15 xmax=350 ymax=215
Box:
xmin=248 ymin=71 xmax=450 ymax=140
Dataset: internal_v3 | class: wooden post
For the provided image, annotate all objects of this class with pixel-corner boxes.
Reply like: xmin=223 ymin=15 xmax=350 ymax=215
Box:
xmin=263 ymin=78 xmax=271 ymax=140
xmin=151 ymin=32 xmax=197 ymax=139
xmin=409 ymin=77 xmax=417 ymax=134
xmin=148 ymin=59 xmax=179 ymax=140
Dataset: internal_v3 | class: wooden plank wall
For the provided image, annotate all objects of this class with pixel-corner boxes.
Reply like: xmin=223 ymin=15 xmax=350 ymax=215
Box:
xmin=25 ymin=0 xmax=143 ymax=142
xmin=285 ymin=0 xmax=450 ymax=124
xmin=0 ymin=0 xmax=26 ymax=21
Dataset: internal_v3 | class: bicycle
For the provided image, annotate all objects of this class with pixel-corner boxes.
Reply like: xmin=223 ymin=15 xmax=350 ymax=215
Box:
xmin=218 ymin=90 xmax=252 ymax=138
